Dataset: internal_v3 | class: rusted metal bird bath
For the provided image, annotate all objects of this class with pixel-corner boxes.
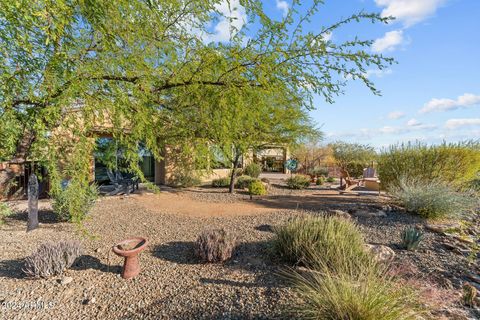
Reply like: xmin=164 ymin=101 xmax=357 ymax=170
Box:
xmin=113 ymin=237 xmax=148 ymax=279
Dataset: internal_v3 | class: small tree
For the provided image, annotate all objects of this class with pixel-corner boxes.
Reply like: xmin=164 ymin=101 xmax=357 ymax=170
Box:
xmin=330 ymin=142 xmax=376 ymax=178
xmin=292 ymin=139 xmax=332 ymax=176
xmin=191 ymin=89 xmax=318 ymax=193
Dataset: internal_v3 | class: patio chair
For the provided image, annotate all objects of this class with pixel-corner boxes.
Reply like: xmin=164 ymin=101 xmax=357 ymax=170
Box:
xmin=104 ymin=170 xmax=139 ymax=196
xmin=339 ymin=167 xmax=380 ymax=195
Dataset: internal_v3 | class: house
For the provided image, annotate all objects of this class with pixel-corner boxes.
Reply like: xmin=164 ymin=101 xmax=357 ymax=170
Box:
xmin=92 ymin=136 xmax=290 ymax=185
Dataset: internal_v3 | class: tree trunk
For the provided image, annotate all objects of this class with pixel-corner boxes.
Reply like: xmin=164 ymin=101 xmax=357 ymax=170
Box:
xmin=27 ymin=173 xmax=39 ymax=232
xmin=0 ymin=169 xmax=16 ymax=198
xmin=0 ymin=130 xmax=35 ymax=198
xmin=228 ymin=155 xmax=240 ymax=194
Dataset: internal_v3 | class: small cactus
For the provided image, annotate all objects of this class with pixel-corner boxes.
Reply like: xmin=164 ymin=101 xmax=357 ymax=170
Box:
xmin=401 ymin=227 xmax=423 ymax=251
xmin=195 ymin=229 xmax=235 ymax=263
xmin=23 ymin=240 xmax=83 ymax=278
xmin=463 ymin=283 xmax=477 ymax=307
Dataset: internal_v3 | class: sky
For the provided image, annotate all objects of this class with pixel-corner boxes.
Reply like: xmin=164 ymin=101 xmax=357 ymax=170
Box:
xmin=205 ymin=0 xmax=480 ymax=148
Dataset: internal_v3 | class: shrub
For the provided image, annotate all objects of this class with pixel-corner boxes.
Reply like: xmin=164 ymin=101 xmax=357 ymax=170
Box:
xmin=195 ymin=229 xmax=236 ymax=263
xmin=283 ymin=254 xmax=419 ymax=320
xmin=378 ymin=141 xmax=480 ymax=190
xmin=326 ymin=176 xmax=335 ymax=183
xmin=211 ymin=177 xmax=231 ymax=187
xmin=286 ymin=175 xmax=311 ymax=189
xmin=169 ymin=172 xmax=201 ymax=187
xmin=23 ymin=240 xmax=83 ymax=278
xmin=248 ymin=180 xmax=267 ymax=196
xmin=316 ymin=176 xmax=325 ymax=185
xmin=390 ymin=177 xmax=477 ymax=220
xmin=272 ymin=215 xmax=370 ymax=270
xmin=235 ymin=175 xmax=255 ymax=189
xmin=0 ymin=202 xmax=12 ymax=225
xmin=402 ymin=227 xmax=424 ymax=251
xmin=311 ymin=167 xmax=329 ymax=177
xmin=331 ymin=141 xmax=377 ymax=177
xmin=244 ymin=163 xmax=262 ymax=178
xmin=52 ymin=181 xmax=98 ymax=223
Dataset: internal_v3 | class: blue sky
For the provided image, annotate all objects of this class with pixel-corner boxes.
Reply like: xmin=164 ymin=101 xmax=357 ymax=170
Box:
xmin=206 ymin=0 xmax=479 ymax=148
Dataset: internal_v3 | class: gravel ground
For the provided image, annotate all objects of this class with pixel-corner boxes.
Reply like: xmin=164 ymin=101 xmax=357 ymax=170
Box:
xmin=0 ymin=187 xmax=478 ymax=320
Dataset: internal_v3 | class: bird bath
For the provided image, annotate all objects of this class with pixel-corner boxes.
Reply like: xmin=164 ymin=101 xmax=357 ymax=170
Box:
xmin=112 ymin=237 xmax=148 ymax=279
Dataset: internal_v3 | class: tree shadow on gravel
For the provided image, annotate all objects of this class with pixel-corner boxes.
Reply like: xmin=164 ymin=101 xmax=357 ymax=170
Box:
xmin=71 ymin=255 xmax=121 ymax=274
xmin=6 ymin=209 xmax=61 ymax=224
xmin=0 ymin=258 xmax=26 ymax=279
xmin=152 ymin=242 xmax=198 ymax=264
xmin=255 ymin=224 xmax=274 ymax=233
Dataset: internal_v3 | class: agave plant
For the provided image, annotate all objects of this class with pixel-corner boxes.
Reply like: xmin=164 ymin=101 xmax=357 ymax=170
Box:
xmin=402 ymin=227 xmax=423 ymax=251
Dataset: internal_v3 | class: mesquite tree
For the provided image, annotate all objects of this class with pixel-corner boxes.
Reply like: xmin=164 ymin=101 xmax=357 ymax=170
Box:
xmin=0 ymin=1 xmax=394 ymax=205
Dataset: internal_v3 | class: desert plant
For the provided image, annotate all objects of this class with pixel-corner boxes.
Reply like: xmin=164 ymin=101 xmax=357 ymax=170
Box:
xmin=23 ymin=240 xmax=83 ymax=278
xmin=378 ymin=141 xmax=480 ymax=190
xmin=390 ymin=177 xmax=477 ymax=220
xmin=195 ymin=229 xmax=236 ymax=263
xmin=326 ymin=176 xmax=335 ymax=183
xmin=211 ymin=177 xmax=231 ymax=187
xmin=169 ymin=172 xmax=201 ymax=188
xmin=0 ymin=202 xmax=12 ymax=225
xmin=52 ymin=181 xmax=98 ymax=223
xmin=283 ymin=253 xmax=419 ymax=320
xmin=463 ymin=283 xmax=477 ymax=307
xmin=402 ymin=227 xmax=424 ymax=251
xmin=272 ymin=215 xmax=370 ymax=270
xmin=330 ymin=141 xmax=376 ymax=177
xmin=235 ymin=175 xmax=255 ymax=189
xmin=316 ymin=176 xmax=325 ymax=185
xmin=312 ymin=167 xmax=329 ymax=177
xmin=286 ymin=175 xmax=311 ymax=189
xmin=248 ymin=180 xmax=267 ymax=196
xmin=244 ymin=163 xmax=262 ymax=178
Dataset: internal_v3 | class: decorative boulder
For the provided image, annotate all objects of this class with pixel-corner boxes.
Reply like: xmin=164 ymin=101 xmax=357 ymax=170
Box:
xmin=365 ymin=244 xmax=395 ymax=263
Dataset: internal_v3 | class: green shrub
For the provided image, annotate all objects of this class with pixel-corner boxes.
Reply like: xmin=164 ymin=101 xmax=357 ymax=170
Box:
xmin=235 ymin=175 xmax=255 ymax=189
xmin=211 ymin=177 xmax=231 ymax=187
xmin=248 ymin=180 xmax=267 ymax=196
xmin=244 ymin=163 xmax=262 ymax=178
xmin=402 ymin=227 xmax=423 ymax=251
xmin=283 ymin=254 xmax=419 ymax=320
xmin=272 ymin=215 xmax=370 ymax=270
xmin=331 ymin=141 xmax=377 ymax=177
xmin=311 ymin=167 xmax=329 ymax=177
xmin=286 ymin=175 xmax=311 ymax=189
xmin=52 ymin=181 xmax=98 ymax=223
xmin=378 ymin=141 xmax=480 ymax=190
xmin=326 ymin=176 xmax=335 ymax=183
xmin=390 ymin=177 xmax=477 ymax=220
xmin=0 ymin=202 xmax=12 ymax=225
xmin=315 ymin=176 xmax=325 ymax=185
xmin=170 ymin=172 xmax=201 ymax=187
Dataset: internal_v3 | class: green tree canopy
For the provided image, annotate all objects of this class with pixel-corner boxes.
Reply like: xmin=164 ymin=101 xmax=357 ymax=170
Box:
xmin=0 ymin=0 xmax=394 ymax=200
